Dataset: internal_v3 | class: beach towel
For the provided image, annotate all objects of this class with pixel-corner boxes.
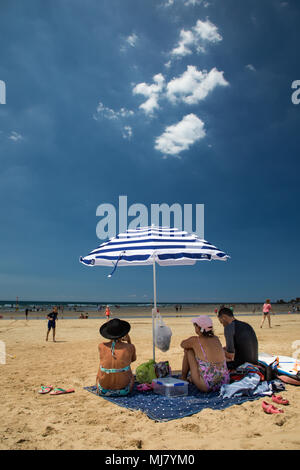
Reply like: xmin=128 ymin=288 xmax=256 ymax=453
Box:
xmin=84 ymin=379 xmax=264 ymax=422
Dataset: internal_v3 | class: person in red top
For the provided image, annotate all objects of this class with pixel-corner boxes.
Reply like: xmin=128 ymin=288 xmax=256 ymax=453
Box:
xmin=260 ymin=299 xmax=273 ymax=328
xmin=105 ymin=305 xmax=111 ymax=321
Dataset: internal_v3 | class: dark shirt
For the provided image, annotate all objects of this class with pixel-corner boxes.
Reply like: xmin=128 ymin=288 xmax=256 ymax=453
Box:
xmin=48 ymin=312 xmax=58 ymax=323
xmin=224 ymin=319 xmax=258 ymax=368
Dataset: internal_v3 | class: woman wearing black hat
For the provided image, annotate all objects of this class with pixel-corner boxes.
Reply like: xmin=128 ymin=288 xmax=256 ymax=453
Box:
xmin=96 ymin=318 xmax=136 ymax=396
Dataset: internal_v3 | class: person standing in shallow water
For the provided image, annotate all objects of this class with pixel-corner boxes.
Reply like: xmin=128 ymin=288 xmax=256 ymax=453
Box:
xmin=46 ymin=306 xmax=58 ymax=342
xmin=260 ymin=299 xmax=273 ymax=328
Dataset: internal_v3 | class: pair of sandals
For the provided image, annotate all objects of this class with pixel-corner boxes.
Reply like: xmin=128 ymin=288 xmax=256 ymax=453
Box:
xmin=262 ymin=395 xmax=289 ymax=414
xmin=38 ymin=385 xmax=75 ymax=395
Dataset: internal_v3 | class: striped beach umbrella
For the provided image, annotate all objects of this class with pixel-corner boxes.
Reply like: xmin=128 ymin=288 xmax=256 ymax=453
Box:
xmin=80 ymin=226 xmax=229 ymax=359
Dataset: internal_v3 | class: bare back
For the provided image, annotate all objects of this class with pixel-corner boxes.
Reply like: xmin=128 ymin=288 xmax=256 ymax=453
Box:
xmin=182 ymin=335 xmax=225 ymax=364
xmin=98 ymin=341 xmax=136 ymax=390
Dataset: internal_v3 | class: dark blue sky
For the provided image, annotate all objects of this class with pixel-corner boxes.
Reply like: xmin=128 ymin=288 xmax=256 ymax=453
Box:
xmin=0 ymin=0 xmax=299 ymax=302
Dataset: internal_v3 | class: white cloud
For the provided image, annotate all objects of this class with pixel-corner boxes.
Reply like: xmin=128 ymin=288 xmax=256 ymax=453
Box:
xmin=126 ymin=33 xmax=139 ymax=48
xmin=171 ymin=19 xmax=222 ymax=58
xmin=132 ymin=66 xmax=228 ymax=115
xmin=245 ymin=64 xmax=256 ymax=72
xmin=184 ymin=0 xmax=202 ymax=6
xmin=155 ymin=113 xmax=206 ymax=157
xmin=162 ymin=0 xmax=208 ymax=6
xmin=93 ymin=102 xmax=134 ymax=121
xmin=122 ymin=126 xmax=133 ymax=140
xmin=132 ymin=73 xmax=165 ymax=115
xmin=166 ymin=66 xmax=229 ymax=105
xmin=8 ymin=131 xmax=23 ymax=142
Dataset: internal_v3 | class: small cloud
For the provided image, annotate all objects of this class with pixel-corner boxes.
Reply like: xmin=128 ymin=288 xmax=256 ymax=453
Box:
xmin=126 ymin=33 xmax=139 ymax=48
xmin=122 ymin=125 xmax=133 ymax=140
xmin=8 ymin=131 xmax=23 ymax=142
xmin=162 ymin=0 xmax=175 ymax=6
xmin=155 ymin=113 xmax=206 ymax=158
xmin=132 ymin=73 xmax=165 ymax=116
xmin=170 ymin=19 xmax=222 ymax=59
xmin=93 ymin=102 xmax=134 ymax=121
xmin=166 ymin=65 xmax=229 ymax=105
xmin=280 ymin=2 xmax=288 ymax=6
xmin=245 ymin=64 xmax=256 ymax=72
xmin=184 ymin=0 xmax=202 ymax=5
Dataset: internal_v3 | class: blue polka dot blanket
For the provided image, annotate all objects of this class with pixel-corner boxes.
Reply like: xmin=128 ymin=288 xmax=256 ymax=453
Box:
xmin=84 ymin=380 xmax=262 ymax=422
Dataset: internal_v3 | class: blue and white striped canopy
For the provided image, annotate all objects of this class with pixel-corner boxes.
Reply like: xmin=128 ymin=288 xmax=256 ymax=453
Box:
xmin=80 ymin=226 xmax=229 ymax=268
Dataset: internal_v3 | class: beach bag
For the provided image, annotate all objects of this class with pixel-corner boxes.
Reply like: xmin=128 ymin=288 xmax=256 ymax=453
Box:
xmin=155 ymin=312 xmax=172 ymax=352
xmin=135 ymin=360 xmax=157 ymax=384
xmin=155 ymin=361 xmax=171 ymax=378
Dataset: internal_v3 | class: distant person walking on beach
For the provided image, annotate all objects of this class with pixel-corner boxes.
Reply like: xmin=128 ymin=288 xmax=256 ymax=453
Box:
xmin=25 ymin=308 xmax=29 ymax=321
xmin=260 ymin=299 xmax=273 ymax=328
xmin=46 ymin=306 xmax=58 ymax=342
xmin=105 ymin=305 xmax=111 ymax=321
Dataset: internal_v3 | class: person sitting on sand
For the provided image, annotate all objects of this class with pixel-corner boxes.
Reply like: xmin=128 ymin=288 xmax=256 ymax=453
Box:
xmin=217 ymin=307 xmax=258 ymax=370
xmin=260 ymin=299 xmax=273 ymax=329
xmin=180 ymin=316 xmax=229 ymax=392
xmin=96 ymin=318 xmax=136 ymax=397
xmin=46 ymin=306 xmax=58 ymax=342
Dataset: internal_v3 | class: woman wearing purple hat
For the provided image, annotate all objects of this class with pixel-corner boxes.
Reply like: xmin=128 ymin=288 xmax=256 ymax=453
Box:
xmin=180 ymin=315 xmax=229 ymax=392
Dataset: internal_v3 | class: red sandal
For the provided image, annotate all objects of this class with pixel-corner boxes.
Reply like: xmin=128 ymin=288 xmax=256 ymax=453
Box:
xmin=262 ymin=400 xmax=284 ymax=414
xmin=272 ymin=395 xmax=289 ymax=405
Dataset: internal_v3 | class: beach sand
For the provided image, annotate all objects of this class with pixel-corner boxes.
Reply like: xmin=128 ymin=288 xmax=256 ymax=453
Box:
xmin=0 ymin=312 xmax=300 ymax=450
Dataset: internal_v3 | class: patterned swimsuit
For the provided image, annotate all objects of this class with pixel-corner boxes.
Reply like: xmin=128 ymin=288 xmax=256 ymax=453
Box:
xmin=195 ymin=339 xmax=230 ymax=392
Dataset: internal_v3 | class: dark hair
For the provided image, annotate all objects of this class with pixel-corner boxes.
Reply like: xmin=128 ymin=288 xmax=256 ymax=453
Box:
xmin=201 ymin=329 xmax=214 ymax=337
xmin=217 ymin=307 xmax=234 ymax=318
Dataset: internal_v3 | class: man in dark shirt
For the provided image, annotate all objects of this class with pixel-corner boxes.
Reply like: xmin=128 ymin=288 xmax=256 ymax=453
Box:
xmin=46 ymin=306 xmax=58 ymax=342
xmin=217 ymin=307 xmax=258 ymax=370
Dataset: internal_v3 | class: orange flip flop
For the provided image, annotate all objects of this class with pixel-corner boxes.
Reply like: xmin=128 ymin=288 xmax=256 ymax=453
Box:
xmin=262 ymin=400 xmax=284 ymax=414
xmin=50 ymin=388 xmax=75 ymax=395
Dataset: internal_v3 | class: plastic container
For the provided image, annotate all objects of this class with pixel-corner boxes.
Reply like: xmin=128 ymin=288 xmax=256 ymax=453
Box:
xmin=152 ymin=377 xmax=188 ymax=397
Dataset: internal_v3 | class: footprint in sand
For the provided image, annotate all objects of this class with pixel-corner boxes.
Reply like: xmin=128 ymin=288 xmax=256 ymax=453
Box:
xmin=180 ymin=423 xmax=200 ymax=433
xmin=42 ymin=425 xmax=56 ymax=437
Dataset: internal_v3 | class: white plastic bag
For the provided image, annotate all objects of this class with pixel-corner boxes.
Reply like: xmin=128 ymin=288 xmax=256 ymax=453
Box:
xmin=154 ymin=312 xmax=172 ymax=352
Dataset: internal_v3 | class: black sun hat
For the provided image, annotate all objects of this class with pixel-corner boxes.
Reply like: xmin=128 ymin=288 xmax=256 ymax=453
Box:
xmin=99 ymin=318 xmax=131 ymax=340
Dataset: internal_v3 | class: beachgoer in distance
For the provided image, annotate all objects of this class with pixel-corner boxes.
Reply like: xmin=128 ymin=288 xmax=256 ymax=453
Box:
xmin=180 ymin=316 xmax=229 ymax=392
xmin=105 ymin=305 xmax=110 ymax=320
xmin=46 ymin=306 xmax=58 ymax=342
xmin=96 ymin=318 xmax=136 ymax=397
xmin=217 ymin=307 xmax=258 ymax=370
xmin=260 ymin=299 xmax=273 ymax=328
xmin=25 ymin=308 xmax=28 ymax=320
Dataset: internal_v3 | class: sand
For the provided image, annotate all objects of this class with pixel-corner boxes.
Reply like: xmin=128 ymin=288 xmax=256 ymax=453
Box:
xmin=0 ymin=312 xmax=300 ymax=450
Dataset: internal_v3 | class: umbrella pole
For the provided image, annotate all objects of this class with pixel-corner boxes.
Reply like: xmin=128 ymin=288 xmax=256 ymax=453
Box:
xmin=152 ymin=257 xmax=157 ymax=362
